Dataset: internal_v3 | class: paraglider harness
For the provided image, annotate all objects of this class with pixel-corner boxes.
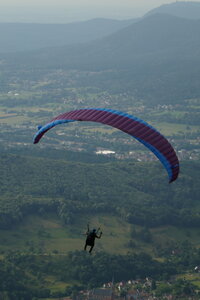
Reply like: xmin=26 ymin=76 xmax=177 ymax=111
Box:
xmin=84 ymin=223 xmax=102 ymax=252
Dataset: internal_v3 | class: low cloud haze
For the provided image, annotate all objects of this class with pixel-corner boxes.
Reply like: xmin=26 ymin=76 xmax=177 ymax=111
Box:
xmin=1 ymin=0 xmax=200 ymax=23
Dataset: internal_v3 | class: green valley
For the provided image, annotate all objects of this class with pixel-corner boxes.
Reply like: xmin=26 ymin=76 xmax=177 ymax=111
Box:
xmin=1 ymin=3 xmax=200 ymax=298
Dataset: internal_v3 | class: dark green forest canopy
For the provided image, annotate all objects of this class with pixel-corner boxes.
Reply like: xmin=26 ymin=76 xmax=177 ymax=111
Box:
xmin=0 ymin=153 xmax=199 ymax=228
xmin=1 ymin=247 xmax=200 ymax=298
xmin=0 ymin=251 xmax=176 ymax=299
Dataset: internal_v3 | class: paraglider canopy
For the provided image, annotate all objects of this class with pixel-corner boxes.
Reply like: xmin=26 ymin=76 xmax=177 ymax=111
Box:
xmin=33 ymin=108 xmax=179 ymax=183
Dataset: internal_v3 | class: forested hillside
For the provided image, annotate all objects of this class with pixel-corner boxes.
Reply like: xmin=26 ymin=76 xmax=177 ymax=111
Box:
xmin=0 ymin=151 xmax=200 ymax=297
xmin=0 ymin=153 xmax=199 ymax=229
xmin=2 ymin=249 xmax=200 ymax=299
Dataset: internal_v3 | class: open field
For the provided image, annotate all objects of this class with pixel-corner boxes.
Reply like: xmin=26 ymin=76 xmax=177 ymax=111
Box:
xmin=1 ymin=213 xmax=200 ymax=256
xmin=0 ymin=214 xmax=131 ymax=254
xmin=178 ymin=273 xmax=200 ymax=289
xmin=153 ymin=122 xmax=200 ymax=136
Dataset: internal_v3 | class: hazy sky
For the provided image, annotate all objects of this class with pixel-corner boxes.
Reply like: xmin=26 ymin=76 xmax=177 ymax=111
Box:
xmin=1 ymin=0 xmax=200 ymax=23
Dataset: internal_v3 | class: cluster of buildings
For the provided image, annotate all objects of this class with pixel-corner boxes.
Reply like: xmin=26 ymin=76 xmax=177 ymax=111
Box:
xmin=56 ymin=279 xmax=187 ymax=300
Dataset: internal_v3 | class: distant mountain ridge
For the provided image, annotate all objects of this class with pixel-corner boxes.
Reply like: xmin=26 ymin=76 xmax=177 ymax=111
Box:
xmin=2 ymin=3 xmax=200 ymax=104
xmin=1 ymin=2 xmax=200 ymax=54
xmin=12 ymin=13 xmax=200 ymax=72
xmin=0 ymin=18 xmax=135 ymax=53
xmin=146 ymin=1 xmax=200 ymax=19
xmin=92 ymin=13 xmax=200 ymax=60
